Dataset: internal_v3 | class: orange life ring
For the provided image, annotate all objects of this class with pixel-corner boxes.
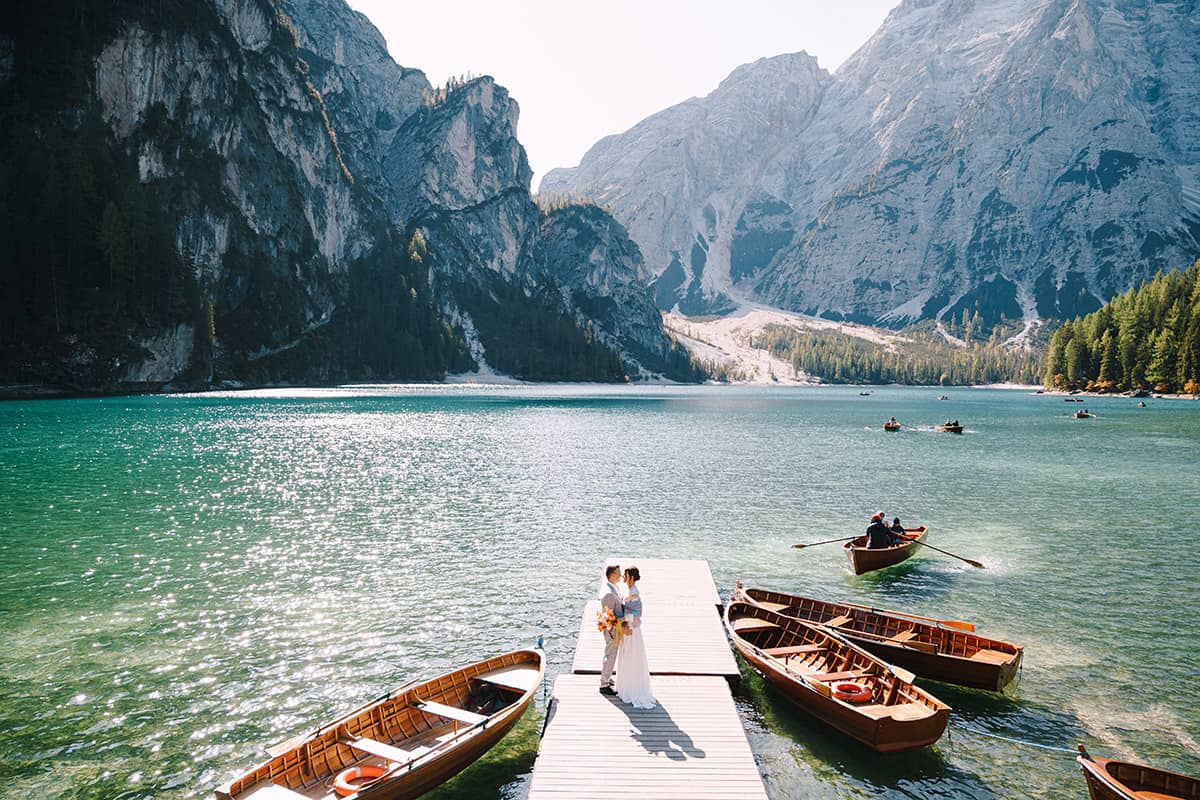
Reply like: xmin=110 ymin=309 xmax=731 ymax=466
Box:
xmin=334 ymin=764 xmax=387 ymax=797
xmin=832 ymin=681 xmax=873 ymax=703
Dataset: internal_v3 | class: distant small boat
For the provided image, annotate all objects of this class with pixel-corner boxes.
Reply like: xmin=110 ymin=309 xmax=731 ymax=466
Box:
xmin=859 ymin=391 xmax=872 ymax=396
xmin=844 ymin=526 xmax=929 ymax=574
xmin=215 ymin=648 xmax=544 ymax=800
xmin=1034 ymin=390 xmax=1045 ymax=394
xmin=883 ymin=420 xmax=901 ymax=431
xmin=1077 ymin=745 xmax=1199 ymax=800
xmin=934 ymin=424 xmax=964 ymax=433
xmin=1138 ymin=401 xmax=1147 ymax=408
xmin=1074 ymin=411 xmax=1095 ymax=419
xmin=1066 ymin=397 xmax=1085 ymax=403
xmin=734 ymin=587 xmax=1023 ymax=691
xmin=937 ymin=395 xmax=949 ymax=401
xmin=724 ymin=602 xmax=950 ymax=752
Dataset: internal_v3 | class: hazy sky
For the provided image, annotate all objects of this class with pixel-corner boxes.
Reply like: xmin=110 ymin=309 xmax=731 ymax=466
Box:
xmin=347 ymin=1 xmax=900 ymax=188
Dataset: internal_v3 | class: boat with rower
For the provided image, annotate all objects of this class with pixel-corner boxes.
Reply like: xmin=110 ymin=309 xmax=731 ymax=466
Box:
xmin=725 ymin=602 xmax=950 ymax=752
xmin=844 ymin=526 xmax=928 ymax=574
xmin=934 ymin=423 xmax=964 ymax=433
xmin=734 ymin=586 xmax=1023 ymax=691
xmin=1074 ymin=410 xmax=1095 ymax=419
xmin=883 ymin=420 xmax=901 ymax=431
xmin=215 ymin=648 xmax=544 ymax=800
xmin=1077 ymin=745 xmax=1200 ymax=800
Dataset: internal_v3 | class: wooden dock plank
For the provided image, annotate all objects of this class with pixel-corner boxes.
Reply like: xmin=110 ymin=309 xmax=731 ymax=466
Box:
xmin=527 ymin=675 xmax=768 ymax=800
xmin=571 ymin=599 xmax=739 ymax=677
xmin=601 ymin=557 xmax=723 ymax=606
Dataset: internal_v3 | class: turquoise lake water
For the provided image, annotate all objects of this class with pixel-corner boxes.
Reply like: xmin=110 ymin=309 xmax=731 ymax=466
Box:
xmin=1 ymin=385 xmax=1197 ymax=799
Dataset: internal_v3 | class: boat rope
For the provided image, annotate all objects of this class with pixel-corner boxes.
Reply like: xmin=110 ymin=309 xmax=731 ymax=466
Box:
xmin=950 ymin=722 xmax=1079 ymax=754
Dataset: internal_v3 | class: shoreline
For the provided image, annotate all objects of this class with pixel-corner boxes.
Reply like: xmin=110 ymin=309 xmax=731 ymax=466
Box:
xmin=0 ymin=379 xmax=1090 ymax=401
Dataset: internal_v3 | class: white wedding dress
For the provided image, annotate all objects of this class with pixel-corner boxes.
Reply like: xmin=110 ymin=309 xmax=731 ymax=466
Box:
xmin=614 ymin=583 xmax=656 ymax=708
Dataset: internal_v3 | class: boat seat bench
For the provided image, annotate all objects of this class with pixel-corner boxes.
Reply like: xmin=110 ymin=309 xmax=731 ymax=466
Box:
xmin=888 ymin=630 xmax=918 ymax=642
xmin=763 ymin=645 xmax=825 ymax=658
xmin=855 ymin=702 xmax=935 ymax=721
xmin=239 ymin=782 xmax=310 ymax=800
xmin=414 ymin=700 xmax=488 ymax=727
xmin=968 ymin=649 xmax=1013 ymax=664
xmin=824 ymin=615 xmax=853 ymax=627
xmin=808 ymin=670 xmax=870 ymax=682
xmin=342 ymin=736 xmax=416 ymax=764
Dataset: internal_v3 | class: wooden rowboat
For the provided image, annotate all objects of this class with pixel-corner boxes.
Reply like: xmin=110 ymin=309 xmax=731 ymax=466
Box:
xmin=934 ymin=424 xmax=964 ymax=433
xmin=1077 ymin=745 xmax=1200 ymax=800
xmin=725 ymin=602 xmax=949 ymax=752
xmin=883 ymin=421 xmax=901 ymax=431
xmin=215 ymin=648 xmax=544 ymax=800
xmin=844 ymin=526 xmax=928 ymax=575
xmin=1074 ymin=411 xmax=1095 ymax=419
xmin=734 ymin=586 xmax=1023 ymax=691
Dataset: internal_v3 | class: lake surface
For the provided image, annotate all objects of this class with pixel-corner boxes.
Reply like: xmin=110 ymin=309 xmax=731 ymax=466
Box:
xmin=1 ymin=385 xmax=1197 ymax=799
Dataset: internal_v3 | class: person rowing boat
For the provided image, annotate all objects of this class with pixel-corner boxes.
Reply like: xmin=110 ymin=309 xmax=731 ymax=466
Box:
xmin=866 ymin=511 xmax=904 ymax=548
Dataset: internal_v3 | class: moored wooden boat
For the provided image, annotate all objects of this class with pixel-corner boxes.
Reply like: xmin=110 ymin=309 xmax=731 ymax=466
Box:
xmin=883 ymin=421 xmax=901 ymax=431
xmin=934 ymin=424 xmax=964 ymax=433
xmin=844 ymin=526 xmax=928 ymax=575
xmin=734 ymin=586 xmax=1023 ymax=691
xmin=1077 ymin=745 xmax=1200 ymax=800
xmin=724 ymin=602 xmax=949 ymax=752
xmin=215 ymin=648 xmax=544 ymax=800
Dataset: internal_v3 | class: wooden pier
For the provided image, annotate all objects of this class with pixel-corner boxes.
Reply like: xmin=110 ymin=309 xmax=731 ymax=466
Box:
xmin=527 ymin=558 xmax=767 ymax=800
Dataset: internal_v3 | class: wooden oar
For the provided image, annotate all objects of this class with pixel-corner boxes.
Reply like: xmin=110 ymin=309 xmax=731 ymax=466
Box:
xmin=792 ymin=536 xmax=859 ymax=549
xmin=909 ymin=538 xmax=985 ymax=568
xmin=838 ymin=600 xmax=976 ymax=632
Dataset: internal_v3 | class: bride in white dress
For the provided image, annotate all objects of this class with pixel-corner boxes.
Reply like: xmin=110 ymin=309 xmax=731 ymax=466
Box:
xmin=614 ymin=567 xmax=656 ymax=708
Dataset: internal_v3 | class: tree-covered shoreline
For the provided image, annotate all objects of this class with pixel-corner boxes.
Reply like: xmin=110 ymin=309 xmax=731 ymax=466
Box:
xmin=1041 ymin=260 xmax=1200 ymax=394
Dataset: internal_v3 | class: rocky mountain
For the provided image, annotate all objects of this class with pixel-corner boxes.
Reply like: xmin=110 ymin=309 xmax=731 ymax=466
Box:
xmin=0 ymin=0 xmax=694 ymax=392
xmin=542 ymin=0 xmax=1200 ymax=333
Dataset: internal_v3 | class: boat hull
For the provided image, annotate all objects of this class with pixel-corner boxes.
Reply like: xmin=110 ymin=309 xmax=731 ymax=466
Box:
xmin=216 ymin=649 xmax=545 ymax=800
xmin=1078 ymin=754 xmax=1200 ymax=800
xmin=844 ymin=527 xmax=927 ymax=575
xmin=725 ymin=603 xmax=949 ymax=752
xmin=852 ymin=639 xmax=1019 ymax=692
xmin=736 ymin=587 xmax=1022 ymax=692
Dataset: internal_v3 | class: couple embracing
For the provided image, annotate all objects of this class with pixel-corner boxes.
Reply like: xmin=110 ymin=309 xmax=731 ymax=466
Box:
xmin=597 ymin=564 xmax=656 ymax=708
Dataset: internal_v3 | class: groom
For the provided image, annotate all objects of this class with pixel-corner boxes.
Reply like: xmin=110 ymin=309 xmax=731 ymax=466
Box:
xmin=599 ymin=564 xmax=624 ymax=696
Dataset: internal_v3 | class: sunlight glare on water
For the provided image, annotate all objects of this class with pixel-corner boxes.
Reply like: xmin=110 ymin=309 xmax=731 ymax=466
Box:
xmin=0 ymin=384 xmax=1197 ymax=799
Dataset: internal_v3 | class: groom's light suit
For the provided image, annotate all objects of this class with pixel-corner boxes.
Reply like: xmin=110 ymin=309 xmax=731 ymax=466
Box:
xmin=599 ymin=579 xmax=624 ymax=688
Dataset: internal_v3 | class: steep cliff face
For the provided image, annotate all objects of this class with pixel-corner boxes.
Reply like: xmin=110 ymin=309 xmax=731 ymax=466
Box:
xmin=544 ymin=53 xmax=829 ymax=315
xmin=0 ymin=0 xmax=693 ymax=390
xmin=542 ymin=0 xmax=1200 ymax=329
xmin=538 ymin=204 xmax=700 ymax=378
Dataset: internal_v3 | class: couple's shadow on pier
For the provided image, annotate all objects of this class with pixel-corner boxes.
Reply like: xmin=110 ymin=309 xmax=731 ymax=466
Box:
xmin=612 ymin=698 xmax=706 ymax=761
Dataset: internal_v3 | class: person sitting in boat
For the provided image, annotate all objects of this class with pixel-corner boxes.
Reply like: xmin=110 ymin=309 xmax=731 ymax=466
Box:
xmin=890 ymin=516 xmax=907 ymax=541
xmin=952 ymin=419 xmax=959 ymax=427
xmin=866 ymin=511 xmax=897 ymax=548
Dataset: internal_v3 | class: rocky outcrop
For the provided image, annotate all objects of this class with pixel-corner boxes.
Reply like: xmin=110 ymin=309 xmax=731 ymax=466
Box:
xmin=539 ymin=203 xmax=698 ymax=378
xmin=1 ymin=0 xmax=694 ymax=390
xmin=542 ymin=0 xmax=1200 ymax=329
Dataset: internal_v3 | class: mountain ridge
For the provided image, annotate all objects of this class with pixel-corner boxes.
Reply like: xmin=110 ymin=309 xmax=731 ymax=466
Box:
xmin=541 ymin=0 xmax=1200 ymax=331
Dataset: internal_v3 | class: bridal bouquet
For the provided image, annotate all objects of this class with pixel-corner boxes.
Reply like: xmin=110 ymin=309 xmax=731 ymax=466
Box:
xmin=596 ymin=607 xmax=627 ymax=645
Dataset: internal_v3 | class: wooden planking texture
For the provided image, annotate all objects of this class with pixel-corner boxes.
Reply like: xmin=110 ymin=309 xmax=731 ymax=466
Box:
xmin=571 ymin=599 xmax=739 ymax=677
xmin=527 ymin=674 xmax=768 ymax=800
xmin=601 ymin=557 xmax=723 ymax=606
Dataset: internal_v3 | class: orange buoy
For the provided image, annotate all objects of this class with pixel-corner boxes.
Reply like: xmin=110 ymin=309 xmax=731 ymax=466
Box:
xmin=832 ymin=681 xmax=873 ymax=703
xmin=334 ymin=764 xmax=387 ymax=797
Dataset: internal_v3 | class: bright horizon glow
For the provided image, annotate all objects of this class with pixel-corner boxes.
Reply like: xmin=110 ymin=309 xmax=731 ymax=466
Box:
xmin=345 ymin=1 xmax=900 ymax=188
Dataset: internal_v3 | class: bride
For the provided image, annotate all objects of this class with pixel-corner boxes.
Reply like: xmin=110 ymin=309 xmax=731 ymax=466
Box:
xmin=614 ymin=566 xmax=656 ymax=708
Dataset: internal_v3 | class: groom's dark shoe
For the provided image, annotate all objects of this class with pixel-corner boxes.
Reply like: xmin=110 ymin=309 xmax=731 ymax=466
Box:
xmin=599 ymin=685 xmax=617 ymax=696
